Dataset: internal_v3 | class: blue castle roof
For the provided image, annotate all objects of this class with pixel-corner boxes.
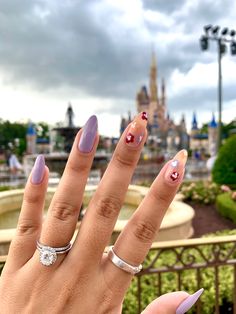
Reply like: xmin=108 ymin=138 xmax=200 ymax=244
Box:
xmin=27 ymin=123 xmax=36 ymax=135
xmin=209 ymin=114 xmax=217 ymax=128
xmin=192 ymin=112 xmax=198 ymax=130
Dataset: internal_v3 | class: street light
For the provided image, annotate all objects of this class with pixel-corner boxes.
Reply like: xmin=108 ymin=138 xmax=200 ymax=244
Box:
xmin=200 ymin=25 xmax=236 ymax=151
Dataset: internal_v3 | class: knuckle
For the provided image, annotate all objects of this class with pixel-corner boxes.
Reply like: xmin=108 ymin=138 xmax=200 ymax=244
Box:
xmin=17 ymin=219 xmax=39 ymax=236
xmin=51 ymin=201 xmax=78 ymax=222
xmin=114 ymin=151 xmax=136 ymax=169
xmin=66 ymin=158 xmax=90 ymax=175
xmin=23 ymin=192 xmax=42 ymax=206
xmin=150 ymin=190 xmax=170 ymax=208
xmin=132 ymin=219 xmax=156 ymax=243
xmin=95 ymin=196 xmax=122 ymax=220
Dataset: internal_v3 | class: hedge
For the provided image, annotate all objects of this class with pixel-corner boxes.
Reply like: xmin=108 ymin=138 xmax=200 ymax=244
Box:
xmin=216 ymin=193 xmax=236 ymax=223
xmin=212 ymin=135 xmax=236 ymax=186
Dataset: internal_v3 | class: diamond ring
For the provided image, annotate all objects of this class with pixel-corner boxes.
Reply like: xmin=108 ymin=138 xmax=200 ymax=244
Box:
xmin=37 ymin=241 xmax=72 ymax=266
xmin=107 ymin=246 xmax=142 ymax=275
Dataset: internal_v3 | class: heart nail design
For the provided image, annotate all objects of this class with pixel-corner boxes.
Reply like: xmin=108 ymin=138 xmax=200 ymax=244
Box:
xmin=164 ymin=150 xmax=188 ymax=184
xmin=125 ymin=112 xmax=147 ymax=147
xmin=170 ymin=171 xmax=179 ymax=181
xmin=141 ymin=111 xmax=148 ymax=121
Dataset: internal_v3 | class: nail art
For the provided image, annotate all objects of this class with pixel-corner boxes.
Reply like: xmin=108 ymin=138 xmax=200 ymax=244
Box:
xmin=141 ymin=111 xmax=148 ymax=120
xmin=176 ymin=288 xmax=204 ymax=314
xmin=31 ymin=155 xmax=45 ymax=184
xmin=164 ymin=150 xmax=188 ymax=184
xmin=125 ymin=112 xmax=147 ymax=147
xmin=78 ymin=115 xmax=98 ymax=153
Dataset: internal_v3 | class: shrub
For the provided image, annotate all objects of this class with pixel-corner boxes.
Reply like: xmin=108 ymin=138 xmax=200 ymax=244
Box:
xmin=0 ymin=186 xmax=11 ymax=192
xmin=123 ymin=229 xmax=236 ymax=314
xmin=212 ymin=135 xmax=236 ymax=186
xmin=216 ymin=193 xmax=236 ymax=223
xmin=180 ymin=181 xmax=221 ymax=204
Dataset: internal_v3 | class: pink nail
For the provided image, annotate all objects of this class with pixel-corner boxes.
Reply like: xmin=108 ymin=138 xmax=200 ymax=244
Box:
xmin=164 ymin=150 xmax=188 ymax=184
xmin=176 ymin=288 xmax=204 ymax=314
xmin=125 ymin=112 xmax=147 ymax=147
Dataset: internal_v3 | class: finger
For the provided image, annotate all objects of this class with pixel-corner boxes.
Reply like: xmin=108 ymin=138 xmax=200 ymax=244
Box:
xmin=142 ymin=289 xmax=204 ymax=314
xmin=69 ymin=112 xmax=148 ymax=263
xmin=6 ymin=155 xmax=48 ymax=271
xmin=104 ymin=150 xmax=187 ymax=289
xmin=39 ymin=115 xmax=98 ymax=248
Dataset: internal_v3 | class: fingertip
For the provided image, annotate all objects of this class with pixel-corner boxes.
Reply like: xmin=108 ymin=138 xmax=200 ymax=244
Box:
xmin=142 ymin=291 xmax=189 ymax=313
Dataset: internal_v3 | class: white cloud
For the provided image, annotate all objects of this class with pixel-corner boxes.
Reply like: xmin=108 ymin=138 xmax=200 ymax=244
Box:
xmin=169 ymin=57 xmax=236 ymax=96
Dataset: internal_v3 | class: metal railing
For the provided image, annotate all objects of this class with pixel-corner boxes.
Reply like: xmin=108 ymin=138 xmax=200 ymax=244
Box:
xmin=133 ymin=235 xmax=236 ymax=314
xmin=1 ymin=236 xmax=236 ymax=314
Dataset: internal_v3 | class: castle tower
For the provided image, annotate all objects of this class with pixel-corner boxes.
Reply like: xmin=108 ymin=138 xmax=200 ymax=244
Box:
xmin=149 ymin=51 xmax=158 ymax=102
xmin=191 ymin=112 xmax=199 ymax=137
xmin=208 ymin=113 xmax=217 ymax=156
xmin=26 ymin=123 xmax=37 ymax=154
xmin=136 ymin=86 xmax=149 ymax=113
xmin=180 ymin=114 xmax=187 ymax=133
xmin=161 ymin=78 xmax=166 ymax=107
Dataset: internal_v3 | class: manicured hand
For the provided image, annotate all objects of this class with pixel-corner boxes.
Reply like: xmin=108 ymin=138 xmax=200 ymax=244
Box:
xmin=0 ymin=113 xmax=203 ymax=313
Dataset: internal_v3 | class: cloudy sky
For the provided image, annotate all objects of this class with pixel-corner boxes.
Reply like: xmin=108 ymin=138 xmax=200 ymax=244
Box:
xmin=0 ymin=0 xmax=235 ymax=136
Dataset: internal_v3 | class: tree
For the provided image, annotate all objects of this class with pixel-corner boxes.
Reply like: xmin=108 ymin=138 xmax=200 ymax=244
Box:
xmin=0 ymin=120 xmax=27 ymax=156
xmin=212 ymin=135 xmax=236 ymax=186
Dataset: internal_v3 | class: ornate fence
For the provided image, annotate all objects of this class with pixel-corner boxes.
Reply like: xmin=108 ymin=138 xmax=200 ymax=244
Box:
xmin=1 ymin=236 xmax=236 ymax=313
xmin=133 ymin=235 xmax=236 ymax=314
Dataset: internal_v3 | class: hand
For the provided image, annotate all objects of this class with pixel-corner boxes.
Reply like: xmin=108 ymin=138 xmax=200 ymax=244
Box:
xmin=0 ymin=113 xmax=200 ymax=313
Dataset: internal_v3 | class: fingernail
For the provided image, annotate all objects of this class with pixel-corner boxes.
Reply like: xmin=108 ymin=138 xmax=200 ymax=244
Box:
xmin=176 ymin=288 xmax=204 ymax=314
xmin=164 ymin=150 xmax=188 ymax=184
xmin=125 ymin=112 xmax=148 ymax=147
xmin=78 ymin=115 xmax=98 ymax=153
xmin=31 ymin=155 xmax=45 ymax=184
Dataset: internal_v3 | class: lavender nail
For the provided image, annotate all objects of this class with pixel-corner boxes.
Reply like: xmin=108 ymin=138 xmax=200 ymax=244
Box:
xmin=176 ymin=288 xmax=204 ymax=314
xmin=78 ymin=115 xmax=98 ymax=153
xmin=31 ymin=155 xmax=45 ymax=184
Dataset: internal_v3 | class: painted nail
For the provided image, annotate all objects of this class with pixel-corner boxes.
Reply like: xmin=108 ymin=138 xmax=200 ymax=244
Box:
xmin=164 ymin=149 xmax=188 ymax=184
xmin=176 ymin=288 xmax=204 ymax=314
xmin=31 ymin=155 xmax=45 ymax=184
xmin=78 ymin=115 xmax=98 ymax=153
xmin=125 ymin=112 xmax=148 ymax=147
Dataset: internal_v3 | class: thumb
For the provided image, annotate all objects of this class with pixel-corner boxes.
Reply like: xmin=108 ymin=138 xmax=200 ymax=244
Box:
xmin=142 ymin=288 xmax=204 ymax=314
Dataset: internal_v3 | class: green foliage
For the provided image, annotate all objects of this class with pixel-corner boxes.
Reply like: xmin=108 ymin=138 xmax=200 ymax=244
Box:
xmin=216 ymin=193 xmax=236 ymax=223
xmin=36 ymin=122 xmax=50 ymax=140
xmin=123 ymin=229 xmax=236 ymax=314
xmin=212 ymin=135 xmax=236 ymax=186
xmin=180 ymin=180 xmax=221 ymax=204
xmin=0 ymin=186 xmax=11 ymax=192
xmin=0 ymin=119 xmax=27 ymax=156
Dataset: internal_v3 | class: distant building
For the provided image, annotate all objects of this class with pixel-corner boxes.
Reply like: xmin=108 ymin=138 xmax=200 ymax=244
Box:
xmin=190 ymin=113 xmax=217 ymax=157
xmin=208 ymin=114 xmax=218 ymax=157
xmin=26 ymin=123 xmax=37 ymax=154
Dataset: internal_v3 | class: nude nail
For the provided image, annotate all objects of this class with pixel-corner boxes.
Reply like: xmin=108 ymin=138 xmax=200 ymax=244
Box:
xmin=164 ymin=150 xmax=188 ymax=184
xmin=176 ymin=288 xmax=204 ymax=314
xmin=125 ymin=112 xmax=148 ymax=147
xmin=31 ymin=155 xmax=45 ymax=184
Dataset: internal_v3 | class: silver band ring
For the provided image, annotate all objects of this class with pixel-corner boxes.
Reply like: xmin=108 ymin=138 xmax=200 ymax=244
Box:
xmin=37 ymin=241 xmax=72 ymax=266
xmin=108 ymin=246 xmax=142 ymax=275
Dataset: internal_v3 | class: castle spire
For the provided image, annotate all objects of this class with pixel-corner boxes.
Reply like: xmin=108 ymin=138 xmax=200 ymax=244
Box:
xmin=149 ymin=51 xmax=158 ymax=102
xmin=209 ymin=112 xmax=217 ymax=128
xmin=161 ymin=77 xmax=165 ymax=106
xmin=192 ymin=112 xmax=198 ymax=130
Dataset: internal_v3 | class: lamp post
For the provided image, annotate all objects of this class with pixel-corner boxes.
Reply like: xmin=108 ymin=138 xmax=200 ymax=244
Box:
xmin=200 ymin=25 xmax=236 ymax=151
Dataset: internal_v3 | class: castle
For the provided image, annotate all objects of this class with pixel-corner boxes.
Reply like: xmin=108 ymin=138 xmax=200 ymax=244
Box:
xmin=120 ymin=52 xmax=218 ymax=157
xmin=120 ymin=52 xmax=189 ymax=152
